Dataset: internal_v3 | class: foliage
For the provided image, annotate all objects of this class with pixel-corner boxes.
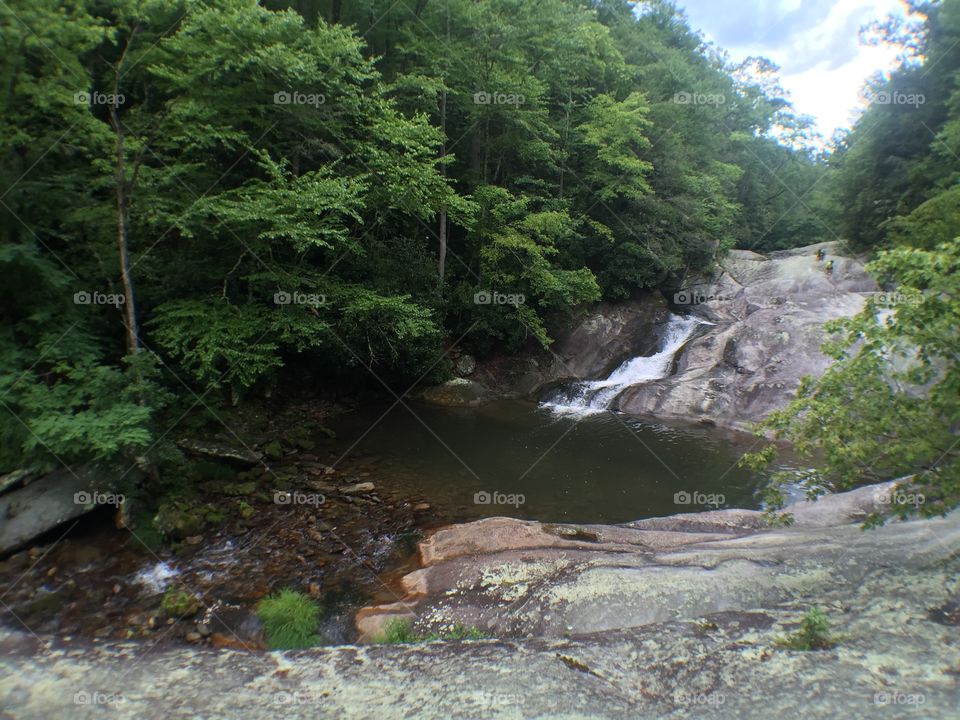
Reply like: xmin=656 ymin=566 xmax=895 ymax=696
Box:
xmin=256 ymin=588 xmax=324 ymax=650
xmin=744 ymin=0 xmax=960 ymax=527
xmin=747 ymin=240 xmax=959 ymax=524
xmin=0 ymin=0 xmax=846 ymax=475
xmin=775 ymin=608 xmax=836 ymax=651
xmin=375 ymin=618 xmax=487 ymax=644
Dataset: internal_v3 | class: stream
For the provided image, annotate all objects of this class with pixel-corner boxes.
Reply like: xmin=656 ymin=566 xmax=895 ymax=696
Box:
xmin=0 ymin=315 xmax=804 ymax=647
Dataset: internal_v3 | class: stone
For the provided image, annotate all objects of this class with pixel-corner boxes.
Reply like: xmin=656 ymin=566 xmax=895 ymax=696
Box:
xmin=2 ymin=484 xmax=958 ymax=719
xmin=262 ymin=441 xmax=284 ymax=461
xmin=417 ymin=378 xmax=493 ymax=407
xmin=0 ymin=466 xmax=142 ymax=557
xmin=617 ymin=242 xmax=878 ymax=430
xmin=339 ymin=482 xmax=375 ymax=495
xmin=153 ymin=502 xmax=204 ymax=540
xmin=176 ymin=439 xmax=262 ymax=466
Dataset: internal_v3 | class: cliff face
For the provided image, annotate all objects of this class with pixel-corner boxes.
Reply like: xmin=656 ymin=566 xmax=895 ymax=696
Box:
xmin=618 ymin=242 xmax=877 ymax=430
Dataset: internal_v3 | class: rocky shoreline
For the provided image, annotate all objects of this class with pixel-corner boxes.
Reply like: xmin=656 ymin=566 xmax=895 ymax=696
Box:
xmin=2 ymin=483 xmax=957 ymax=719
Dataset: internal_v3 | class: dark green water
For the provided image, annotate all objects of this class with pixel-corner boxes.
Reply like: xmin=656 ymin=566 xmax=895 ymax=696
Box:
xmin=331 ymin=399 xmax=801 ymax=525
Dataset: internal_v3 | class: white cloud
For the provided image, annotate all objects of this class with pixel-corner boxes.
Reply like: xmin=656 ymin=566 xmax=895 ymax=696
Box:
xmin=678 ymin=0 xmax=909 ymax=138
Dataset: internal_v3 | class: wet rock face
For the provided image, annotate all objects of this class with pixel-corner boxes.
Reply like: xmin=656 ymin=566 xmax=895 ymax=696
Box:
xmin=464 ymin=293 xmax=672 ymax=399
xmin=618 ymin=242 xmax=878 ymax=430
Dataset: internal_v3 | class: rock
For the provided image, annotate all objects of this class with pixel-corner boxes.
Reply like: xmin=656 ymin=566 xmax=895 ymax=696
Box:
xmin=176 ymin=439 xmax=262 ymax=466
xmin=339 ymin=482 xmax=375 ymax=495
xmin=0 ymin=469 xmax=35 ymax=496
xmin=195 ymin=623 xmax=212 ymax=637
xmin=184 ymin=632 xmax=202 ymax=643
xmin=160 ymin=587 xmax=201 ymax=619
xmin=3 ymin=486 xmax=958 ymax=719
xmin=617 ymin=242 xmax=878 ymax=430
xmin=453 ymin=354 xmax=477 ymax=376
xmin=184 ymin=535 xmax=203 ymax=545
xmin=355 ymin=602 xmax=416 ymax=643
xmin=221 ymin=481 xmax=257 ymax=496
xmin=262 ymin=440 xmax=284 ymax=460
xmin=478 ymin=294 xmax=671 ymax=397
xmin=153 ymin=502 xmax=204 ymax=540
xmin=0 ymin=466 xmax=142 ymax=557
xmin=417 ymin=378 xmax=493 ymax=407
xmin=369 ymin=483 xmax=950 ymax=643
xmin=413 ymin=503 xmax=431 ymax=512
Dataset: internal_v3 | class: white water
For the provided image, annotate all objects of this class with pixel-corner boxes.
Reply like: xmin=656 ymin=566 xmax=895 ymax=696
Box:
xmin=134 ymin=561 xmax=181 ymax=594
xmin=542 ymin=313 xmax=700 ymax=417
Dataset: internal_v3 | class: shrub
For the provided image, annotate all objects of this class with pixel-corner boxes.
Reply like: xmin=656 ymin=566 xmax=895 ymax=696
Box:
xmin=776 ymin=608 xmax=835 ymax=650
xmin=257 ymin=589 xmax=323 ymax=650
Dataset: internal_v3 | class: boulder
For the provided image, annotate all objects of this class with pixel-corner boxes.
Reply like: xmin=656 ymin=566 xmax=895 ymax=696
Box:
xmin=417 ymin=378 xmax=493 ymax=407
xmin=0 ymin=466 xmax=139 ymax=557
xmin=618 ymin=242 xmax=878 ymax=430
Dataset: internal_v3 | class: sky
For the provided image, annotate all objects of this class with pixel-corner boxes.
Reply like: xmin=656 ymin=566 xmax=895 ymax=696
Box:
xmin=676 ymin=0 xmax=911 ymax=139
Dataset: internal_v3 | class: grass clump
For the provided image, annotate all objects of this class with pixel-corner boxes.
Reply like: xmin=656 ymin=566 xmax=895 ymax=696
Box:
xmin=257 ymin=588 xmax=323 ymax=650
xmin=776 ymin=607 xmax=836 ymax=650
xmin=376 ymin=619 xmax=487 ymax=644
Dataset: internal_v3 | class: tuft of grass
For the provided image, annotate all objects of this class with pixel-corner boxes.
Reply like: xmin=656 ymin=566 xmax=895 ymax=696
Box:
xmin=378 ymin=618 xmax=417 ymax=643
xmin=257 ymin=589 xmax=323 ymax=650
xmin=376 ymin=619 xmax=487 ymax=644
xmin=775 ymin=607 xmax=836 ymax=650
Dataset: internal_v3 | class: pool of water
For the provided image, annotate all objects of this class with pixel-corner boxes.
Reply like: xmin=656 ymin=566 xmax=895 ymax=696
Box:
xmin=330 ymin=399 xmax=802 ymax=525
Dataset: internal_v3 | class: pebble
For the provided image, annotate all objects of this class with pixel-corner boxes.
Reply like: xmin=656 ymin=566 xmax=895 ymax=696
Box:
xmin=185 ymin=632 xmax=202 ymax=642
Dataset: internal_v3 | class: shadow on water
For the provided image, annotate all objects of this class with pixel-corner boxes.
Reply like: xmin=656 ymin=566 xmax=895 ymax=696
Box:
xmin=331 ymin=399 xmax=802 ymax=525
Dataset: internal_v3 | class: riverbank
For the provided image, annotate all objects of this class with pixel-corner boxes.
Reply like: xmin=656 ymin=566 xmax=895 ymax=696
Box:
xmin=2 ymin=483 xmax=957 ymax=719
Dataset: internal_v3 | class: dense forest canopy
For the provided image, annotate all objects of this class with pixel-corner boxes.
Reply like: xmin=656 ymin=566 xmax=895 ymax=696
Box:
xmin=1 ymin=0 xmax=957 ymax=512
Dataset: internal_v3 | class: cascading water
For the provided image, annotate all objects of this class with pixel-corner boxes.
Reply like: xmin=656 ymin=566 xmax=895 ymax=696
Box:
xmin=541 ymin=313 xmax=701 ymax=417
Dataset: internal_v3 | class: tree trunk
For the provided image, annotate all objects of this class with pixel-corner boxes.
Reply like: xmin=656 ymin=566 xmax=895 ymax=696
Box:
xmin=438 ymin=82 xmax=448 ymax=282
xmin=110 ymin=35 xmax=140 ymax=354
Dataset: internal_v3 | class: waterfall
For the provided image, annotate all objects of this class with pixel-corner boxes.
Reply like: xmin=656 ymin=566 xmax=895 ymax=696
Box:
xmin=541 ymin=313 xmax=700 ymax=416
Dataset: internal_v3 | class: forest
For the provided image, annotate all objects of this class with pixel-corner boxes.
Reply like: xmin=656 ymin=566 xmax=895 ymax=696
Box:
xmin=0 ymin=0 xmax=957 ymax=510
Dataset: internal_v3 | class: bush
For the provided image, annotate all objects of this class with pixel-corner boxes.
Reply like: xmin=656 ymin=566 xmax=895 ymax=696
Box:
xmin=776 ymin=608 xmax=835 ymax=651
xmin=256 ymin=589 xmax=323 ymax=650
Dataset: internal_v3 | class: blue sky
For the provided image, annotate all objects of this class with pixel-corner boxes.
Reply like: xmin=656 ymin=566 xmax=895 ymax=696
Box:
xmin=676 ymin=0 xmax=910 ymax=138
